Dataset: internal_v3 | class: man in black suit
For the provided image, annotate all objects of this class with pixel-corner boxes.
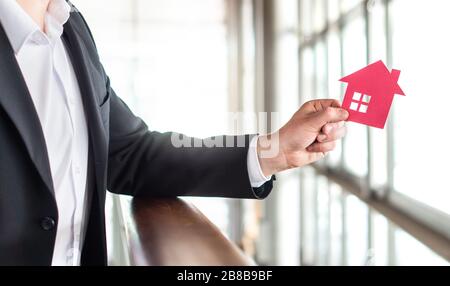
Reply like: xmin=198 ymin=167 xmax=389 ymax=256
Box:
xmin=0 ymin=0 xmax=348 ymax=265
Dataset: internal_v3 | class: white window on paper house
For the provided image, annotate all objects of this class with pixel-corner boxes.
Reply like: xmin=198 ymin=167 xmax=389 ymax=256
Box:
xmin=349 ymin=92 xmax=371 ymax=113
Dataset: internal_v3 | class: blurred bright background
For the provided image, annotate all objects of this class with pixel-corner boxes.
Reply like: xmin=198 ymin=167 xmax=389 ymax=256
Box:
xmin=74 ymin=0 xmax=450 ymax=266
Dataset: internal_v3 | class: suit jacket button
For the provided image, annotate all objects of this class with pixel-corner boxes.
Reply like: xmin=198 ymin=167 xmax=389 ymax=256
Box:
xmin=41 ymin=217 xmax=56 ymax=231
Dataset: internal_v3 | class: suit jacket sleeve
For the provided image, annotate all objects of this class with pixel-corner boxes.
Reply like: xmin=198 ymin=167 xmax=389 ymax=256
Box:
xmin=70 ymin=7 xmax=273 ymax=200
xmin=106 ymin=83 xmax=273 ymax=199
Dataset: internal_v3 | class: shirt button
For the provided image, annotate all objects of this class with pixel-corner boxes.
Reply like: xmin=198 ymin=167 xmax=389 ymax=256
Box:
xmin=74 ymin=166 xmax=81 ymax=175
xmin=67 ymin=249 xmax=74 ymax=258
xmin=40 ymin=217 xmax=56 ymax=231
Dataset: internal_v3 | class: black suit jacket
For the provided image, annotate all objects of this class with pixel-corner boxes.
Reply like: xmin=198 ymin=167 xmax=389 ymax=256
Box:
xmin=0 ymin=5 xmax=273 ymax=266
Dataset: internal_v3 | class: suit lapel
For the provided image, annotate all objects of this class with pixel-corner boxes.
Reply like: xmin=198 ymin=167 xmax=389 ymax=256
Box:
xmin=0 ymin=17 xmax=108 ymax=199
xmin=62 ymin=20 xmax=108 ymax=199
xmin=0 ymin=24 xmax=55 ymax=194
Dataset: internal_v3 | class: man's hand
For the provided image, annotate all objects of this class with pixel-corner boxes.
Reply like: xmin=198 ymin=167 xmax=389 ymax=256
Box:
xmin=257 ymin=99 xmax=349 ymax=177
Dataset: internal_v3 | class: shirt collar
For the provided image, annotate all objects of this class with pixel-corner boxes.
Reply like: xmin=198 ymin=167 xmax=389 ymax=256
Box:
xmin=0 ymin=0 xmax=71 ymax=54
xmin=46 ymin=0 xmax=71 ymax=41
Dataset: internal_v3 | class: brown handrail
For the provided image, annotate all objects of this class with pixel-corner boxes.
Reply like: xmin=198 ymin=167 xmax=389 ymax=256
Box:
xmin=122 ymin=197 xmax=254 ymax=266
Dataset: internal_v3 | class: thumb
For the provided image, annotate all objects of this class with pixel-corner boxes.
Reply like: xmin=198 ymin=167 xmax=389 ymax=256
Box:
xmin=309 ymin=107 xmax=349 ymax=130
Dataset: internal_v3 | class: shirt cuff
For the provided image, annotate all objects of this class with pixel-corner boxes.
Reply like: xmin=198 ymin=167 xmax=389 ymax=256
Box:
xmin=247 ymin=135 xmax=272 ymax=188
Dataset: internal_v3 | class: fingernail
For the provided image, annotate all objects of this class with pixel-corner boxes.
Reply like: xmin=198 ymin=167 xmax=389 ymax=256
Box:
xmin=318 ymin=135 xmax=327 ymax=142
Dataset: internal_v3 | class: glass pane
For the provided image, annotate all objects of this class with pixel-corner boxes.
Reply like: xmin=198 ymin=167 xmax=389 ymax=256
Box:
xmin=368 ymin=0 xmax=386 ymax=62
xmin=312 ymin=0 xmax=327 ymax=33
xmin=342 ymin=14 xmax=366 ymax=76
xmin=329 ymin=183 xmax=344 ymax=265
xmin=345 ymin=194 xmax=369 ymax=265
xmin=317 ymin=176 xmax=330 ymax=265
xmin=300 ymin=167 xmax=317 ymax=265
xmin=241 ymin=0 xmax=256 ymax=116
xmin=327 ymin=29 xmax=342 ymax=101
xmin=391 ymin=0 xmax=450 ymax=214
xmin=315 ymin=41 xmax=328 ymax=165
xmin=327 ymin=29 xmax=343 ymax=167
xmin=315 ymin=41 xmax=328 ymax=100
xmin=341 ymin=0 xmax=363 ymax=14
xmin=371 ymin=212 xmax=389 ymax=266
xmin=277 ymin=0 xmax=299 ymax=30
xmin=369 ymin=0 xmax=389 ymax=193
xmin=276 ymin=170 xmax=301 ymax=265
xmin=395 ymin=228 xmax=449 ymax=266
xmin=134 ymin=20 xmax=228 ymax=136
xmin=300 ymin=0 xmax=314 ymax=37
xmin=273 ymin=0 xmax=302 ymax=264
xmin=301 ymin=48 xmax=315 ymax=102
xmin=75 ymin=0 xmax=231 ymax=235
xmin=328 ymin=0 xmax=341 ymax=22
xmin=342 ymin=14 xmax=368 ymax=177
xmin=370 ymin=129 xmax=388 ymax=190
xmin=369 ymin=0 xmax=388 ymax=193
xmin=275 ymin=0 xmax=300 ymax=124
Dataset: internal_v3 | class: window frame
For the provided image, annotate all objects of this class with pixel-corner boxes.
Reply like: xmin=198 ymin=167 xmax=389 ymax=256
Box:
xmin=349 ymin=92 xmax=371 ymax=113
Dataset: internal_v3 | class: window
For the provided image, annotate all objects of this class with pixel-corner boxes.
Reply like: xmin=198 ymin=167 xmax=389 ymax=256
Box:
xmin=390 ymin=0 xmax=450 ymax=215
xmin=301 ymin=48 xmax=315 ymax=102
xmin=300 ymin=0 xmax=314 ymax=38
xmin=275 ymin=0 xmax=300 ymax=123
xmin=316 ymin=176 xmax=331 ymax=265
xmin=349 ymin=93 xmax=371 ymax=114
xmin=326 ymin=28 xmax=343 ymax=167
xmin=76 ymin=0 xmax=233 ymax=242
xmin=345 ymin=195 xmax=369 ymax=265
xmin=312 ymin=0 xmax=327 ymax=33
xmin=371 ymin=213 xmax=389 ymax=266
xmin=395 ymin=228 xmax=448 ymax=266
xmin=342 ymin=13 xmax=368 ymax=177
xmin=297 ymin=0 xmax=450 ymax=266
xmin=329 ymin=183 xmax=344 ymax=265
xmin=368 ymin=0 xmax=388 ymax=191
xmin=299 ymin=171 xmax=450 ymax=266
xmin=341 ymin=0 xmax=364 ymax=13
xmin=241 ymin=0 xmax=256 ymax=118
xmin=315 ymin=41 xmax=328 ymax=100
xmin=327 ymin=0 xmax=340 ymax=22
xmin=77 ymin=0 xmax=450 ymax=266
xmin=301 ymin=168 xmax=318 ymax=265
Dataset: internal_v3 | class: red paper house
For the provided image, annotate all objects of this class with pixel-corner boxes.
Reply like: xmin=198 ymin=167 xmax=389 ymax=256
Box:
xmin=340 ymin=60 xmax=405 ymax=129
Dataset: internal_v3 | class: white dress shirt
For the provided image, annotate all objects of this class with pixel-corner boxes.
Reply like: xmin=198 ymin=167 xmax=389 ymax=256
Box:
xmin=0 ymin=0 xmax=269 ymax=266
xmin=0 ymin=0 xmax=88 ymax=266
